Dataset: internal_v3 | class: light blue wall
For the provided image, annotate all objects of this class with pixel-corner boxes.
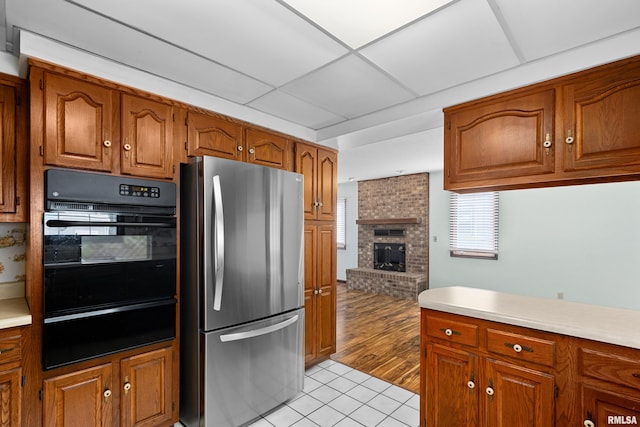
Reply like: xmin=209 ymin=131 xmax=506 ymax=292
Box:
xmin=429 ymin=171 xmax=640 ymax=310
xmin=337 ymin=181 xmax=358 ymax=281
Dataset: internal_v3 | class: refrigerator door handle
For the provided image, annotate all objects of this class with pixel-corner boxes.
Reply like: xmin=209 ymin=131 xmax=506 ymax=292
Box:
xmin=219 ymin=314 xmax=299 ymax=342
xmin=212 ymin=175 xmax=225 ymax=311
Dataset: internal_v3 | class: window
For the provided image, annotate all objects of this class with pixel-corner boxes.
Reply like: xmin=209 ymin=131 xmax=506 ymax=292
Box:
xmin=449 ymin=192 xmax=499 ymax=259
xmin=337 ymin=198 xmax=346 ymax=249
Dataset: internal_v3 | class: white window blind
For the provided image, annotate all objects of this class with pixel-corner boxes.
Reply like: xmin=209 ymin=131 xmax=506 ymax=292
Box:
xmin=449 ymin=192 xmax=499 ymax=259
xmin=337 ymin=198 xmax=346 ymax=249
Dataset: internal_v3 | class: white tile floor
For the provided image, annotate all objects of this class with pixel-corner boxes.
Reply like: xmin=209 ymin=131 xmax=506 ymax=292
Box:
xmin=246 ymin=360 xmax=419 ymax=427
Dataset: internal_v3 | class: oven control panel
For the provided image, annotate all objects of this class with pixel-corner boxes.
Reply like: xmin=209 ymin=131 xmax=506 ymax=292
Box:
xmin=119 ymin=184 xmax=161 ymax=198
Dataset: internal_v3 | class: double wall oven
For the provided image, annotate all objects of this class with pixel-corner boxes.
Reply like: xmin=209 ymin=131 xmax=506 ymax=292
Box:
xmin=43 ymin=169 xmax=177 ymax=370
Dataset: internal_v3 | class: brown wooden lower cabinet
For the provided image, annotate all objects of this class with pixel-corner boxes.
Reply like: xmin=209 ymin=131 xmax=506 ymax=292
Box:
xmin=304 ymin=222 xmax=336 ymax=366
xmin=0 ymin=326 xmax=24 ymax=427
xmin=0 ymin=365 xmax=21 ymax=427
xmin=43 ymin=346 xmax=174 ymax=427
xmin=422 ymin=309 xmax=640 ymax=427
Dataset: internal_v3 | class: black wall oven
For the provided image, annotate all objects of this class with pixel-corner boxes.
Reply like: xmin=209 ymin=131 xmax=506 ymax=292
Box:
xmin=43 ymin=169 xmax=177 ymax=370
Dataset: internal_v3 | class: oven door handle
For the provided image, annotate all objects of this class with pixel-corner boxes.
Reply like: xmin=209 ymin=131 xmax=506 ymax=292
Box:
xmin=212 ymin=175 xmax=225 ymax=311
xmin=45 ymin=220 xmax=175 ymax=228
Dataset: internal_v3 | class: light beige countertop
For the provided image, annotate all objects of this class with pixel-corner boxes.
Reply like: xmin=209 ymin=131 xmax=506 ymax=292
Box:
xmin=419 ymin=286 xmax=640 ymax=350
xmin=0 ymin=297 xmax=32 ymax=329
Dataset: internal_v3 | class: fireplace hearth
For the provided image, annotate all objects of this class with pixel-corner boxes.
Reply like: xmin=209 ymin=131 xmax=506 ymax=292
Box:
xmin=373 ymin=243 xmax=406 ymax=272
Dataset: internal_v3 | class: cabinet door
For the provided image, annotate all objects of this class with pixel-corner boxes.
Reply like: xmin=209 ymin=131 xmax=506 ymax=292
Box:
xmin=317 ymin=149 xmax=337 ymax=221
xmin=303 ymin=224 xmax=318 ymax=364
xmin=120 ymin=347 xmax=173 ymax=427
xmin=0 ymin=366 xmax=21 ymax=427
xmin=245 ymin=128 xmax=290 ymax=170
xmin=0 ymin=85 xmax=16 ymax=215
xmin=296 ymin=143 xmax=318 ymax=220
xmin=425 ymin=343 xmax=478 ymax=427
xmin=562 ymin=60 xmax=640 ymax=175
xmin=483 ymin=358 xmax=554 ymax=427
xmin=43 ymin=72 xmax=114 ymax=172
xmin=186 ymin=111 xmax=243 ymax=160
xmin=121 ymin=94 xmax=174 ymax=179
xmin=316 ymin=224 xmax=336 ymax=357
xmin=43 ymin=363 xmax=113 ymax=427
xmin=582 ymin=385 xmax=640 ymax=427
xmin=445 ymin=89 xmax=555 ymax=190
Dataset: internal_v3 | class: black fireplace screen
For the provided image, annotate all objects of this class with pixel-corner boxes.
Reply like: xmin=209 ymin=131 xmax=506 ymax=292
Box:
xmin=373 ymin=243 xmax=406 ymax=272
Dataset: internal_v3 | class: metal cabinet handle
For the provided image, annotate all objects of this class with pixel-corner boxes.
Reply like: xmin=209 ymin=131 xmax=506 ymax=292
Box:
xmin=543 ymin=133 xmax=552 ymax=155
xmin=565 ymin=129 xmax=574 ymax=145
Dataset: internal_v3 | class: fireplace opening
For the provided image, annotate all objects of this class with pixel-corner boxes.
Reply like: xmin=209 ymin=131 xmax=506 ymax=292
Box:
xmin=373 ymin=243 xmax=406 ymax=272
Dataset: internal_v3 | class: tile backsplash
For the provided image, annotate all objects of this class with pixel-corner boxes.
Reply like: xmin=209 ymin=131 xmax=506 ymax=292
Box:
xmin=0 ymin=224 xmax=26 ymax=284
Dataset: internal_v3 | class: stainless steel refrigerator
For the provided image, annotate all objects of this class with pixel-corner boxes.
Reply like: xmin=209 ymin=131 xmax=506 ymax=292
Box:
xmin=180 ymin=156 xmax=305 ymax=427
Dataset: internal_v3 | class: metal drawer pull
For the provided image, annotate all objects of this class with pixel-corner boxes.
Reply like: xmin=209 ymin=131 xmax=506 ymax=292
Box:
xmin=440 ymin=328 xmax=461 ymax=337
xmin=0 ymin=347 xmax=15 ymax=355
xmin=504 ymin=342 xmax=534 ymax=353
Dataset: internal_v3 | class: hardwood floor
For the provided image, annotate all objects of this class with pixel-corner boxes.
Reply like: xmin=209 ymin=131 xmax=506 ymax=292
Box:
xmin=331 ymin=282 xmax=421 ymax=394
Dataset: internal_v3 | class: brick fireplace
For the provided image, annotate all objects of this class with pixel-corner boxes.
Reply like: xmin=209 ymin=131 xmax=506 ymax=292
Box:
xmin=346 ymin=173 xmax=428 ymax=300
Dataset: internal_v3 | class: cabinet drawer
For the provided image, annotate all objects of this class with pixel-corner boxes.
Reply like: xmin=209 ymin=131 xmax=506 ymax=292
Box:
xmin=580 ymin=348 xmax=640 ymax=390
xmin=487 ymin=328 xmax=555 ymax=367
xmin=0 ymin=331 xmax=22 ymax=364
xmin=426 ymin=315 xmax=478 ymax=347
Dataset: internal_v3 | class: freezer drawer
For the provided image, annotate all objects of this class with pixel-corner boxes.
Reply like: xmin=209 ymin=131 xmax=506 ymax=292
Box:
xmin=202 ymin=309 xmax=304 ymax=427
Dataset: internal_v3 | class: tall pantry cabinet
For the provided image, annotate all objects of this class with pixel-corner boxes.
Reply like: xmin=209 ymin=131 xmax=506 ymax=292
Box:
xmin=296 ymin=142 xmax=338 ymax=366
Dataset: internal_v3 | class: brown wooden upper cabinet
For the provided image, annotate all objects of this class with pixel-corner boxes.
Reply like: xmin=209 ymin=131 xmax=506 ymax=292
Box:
xmin=38 ymin=69 xmax=175 ymax=179
xmin=120 ymin=94 xmax=175 ymax=179
xmin=295 ymin=142 xmax=337 ymax=221
xmin=0 ymin=76 xmax=27 ymax=222
xmin=444 ymin=55 xmax=640 ymax=192
xmin=185 ymin=110 xmax=291 ymax=170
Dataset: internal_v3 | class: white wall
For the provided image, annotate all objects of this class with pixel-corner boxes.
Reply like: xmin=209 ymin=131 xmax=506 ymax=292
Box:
xmin=429 ymin=171 xmax=640 ymax=311
xmin=337 ymin=181 xmax=358 ymax=281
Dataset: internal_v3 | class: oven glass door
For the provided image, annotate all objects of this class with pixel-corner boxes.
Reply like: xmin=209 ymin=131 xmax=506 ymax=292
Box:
xmin=43 ymin=211 xmax=176 ymax=316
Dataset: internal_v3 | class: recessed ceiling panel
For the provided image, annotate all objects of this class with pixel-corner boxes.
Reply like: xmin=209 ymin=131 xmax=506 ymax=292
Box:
xmin=69 ymin=0 xmax=349 ymax=86
xmin=249 ymin=90 xmax=346 ymax=129
xmin=282 ymin=0 xmax=454 ymax=48
xmin=282 ymin=54 xmax=415 ymax=118
xmin=360 ymin=0 xmax=520 ymax=95
xmin=9 ymin=0 xmax=273 ymax=103
xmin=494 ymin=0 xmax=640 ymax=61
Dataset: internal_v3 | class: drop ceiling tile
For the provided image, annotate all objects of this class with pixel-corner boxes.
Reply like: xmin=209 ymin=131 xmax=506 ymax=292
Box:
xmin=249 ymin=90 xmax=346 ymax=129
xmin=493 ymin=0 xmax=640 ymax=61
xmin=360 ymin=0 xmax=520 ymax=96
xmin=282 ymin=0 xmax=454 ymax=49
xmin=10 ymin=0 xmax=273 ymax=103
xmin=68 ymin=0 xmax=349 ymax=86
xmin=281 ymin=54 xmax=415 ymax=118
